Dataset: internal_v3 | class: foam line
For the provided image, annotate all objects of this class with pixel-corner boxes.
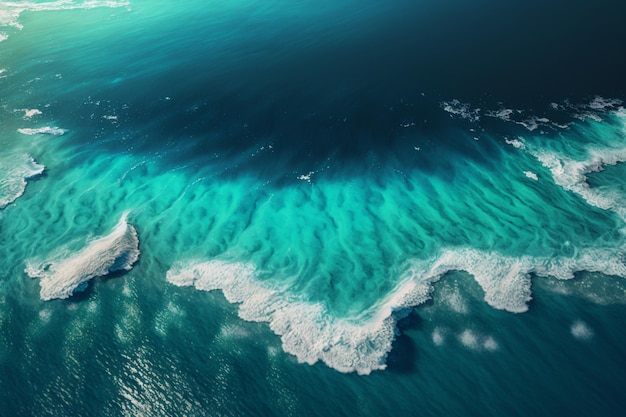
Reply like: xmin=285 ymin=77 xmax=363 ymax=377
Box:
xmin=167 ymin=243 xmax=626 ymax=374
xmin=167 ymin=260 xmax=432 ymax=375
xmin=18 ymin=127 xmax=66 ymax=136
xmin=0 ymin=1 xmax=130 ymax=34
xmin=0 ymin=154 xmax=44 ymax=209
xmin=26 ymin=212 xmax=140 ymax=300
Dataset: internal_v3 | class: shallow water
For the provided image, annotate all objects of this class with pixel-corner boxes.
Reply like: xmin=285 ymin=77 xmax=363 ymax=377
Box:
xmin=1 ymin=1 xmax=626 ymax=416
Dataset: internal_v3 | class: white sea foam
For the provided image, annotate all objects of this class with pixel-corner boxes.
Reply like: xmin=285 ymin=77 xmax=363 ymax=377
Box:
xmin=570 ymin=320 xmax=593 ymax=340
xmin=0 ymin=154 xmax=44 ymax=209
xmin=432 ymin=327 xmax=446 ymax=346
xmin=458 ymin=330 xmax=499 ymax=351
xmin=22 ymin=108 xmax=42 ymax=119
xmin=440 ymin=100 xmax=480 ymax=122
xmin=516 ymin=116 xmax=550 ymax=132
xmin=167 ymin=259 xmax=433 ymax=375
xmin=533 ymin=145 xmax=626 ymax=219
xmin=18 ymin=126 xmax=66 ymax=136
xmin=168 ymin=242 xmax=625 ymax=373
xmin=505 ymin=138 xmax=526 ymax=149
xmin=485 ymin=108 xmax=516 ymax=122
xmin=26 ymin=212 xmax=140 ymax=301
xmin=406 ymin=245 xmax=626 ymax=314
xmin=297 ymin=171 xmax=314 ymax=183
xmin=0 ymin=1 xmax=130 ymax=39
xmin=523 ymin=171 xmax=538 ymax=181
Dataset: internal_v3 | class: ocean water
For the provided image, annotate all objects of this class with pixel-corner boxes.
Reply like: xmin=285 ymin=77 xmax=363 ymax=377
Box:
xmin=1 ymin=1 xmax=626 ymax=416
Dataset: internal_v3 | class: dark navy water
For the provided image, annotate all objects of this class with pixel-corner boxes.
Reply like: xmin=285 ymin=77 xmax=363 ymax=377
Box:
xmin=1 ymin=1 xmax=626 ymax=416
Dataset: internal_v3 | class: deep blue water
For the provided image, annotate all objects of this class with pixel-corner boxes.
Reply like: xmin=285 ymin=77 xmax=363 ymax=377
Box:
xmin=1 ymin=1 xmax=626 ymax=416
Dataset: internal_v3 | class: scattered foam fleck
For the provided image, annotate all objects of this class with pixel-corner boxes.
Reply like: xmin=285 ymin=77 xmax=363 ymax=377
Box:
xmin=440 ymin=100 xmax=481 ymax=122
xmin=570 ymin=320 xmax=594 ymax=340
xmin=297 ymin=171 xmax=314 ymax=183
xmin=432 ymin=327 xmax=445 ymax=346
xmin=458 ymin=330 xmax=498 ymax=351
xmin=523 ymin=171 xmax=538 ymax=181
xmin=22 ymin=109 xmax=42 ymax=119
xmin=505 ymin=138 xmax=526 ymax=149
xmin=26 ymin=212 xmax=140 ymax=300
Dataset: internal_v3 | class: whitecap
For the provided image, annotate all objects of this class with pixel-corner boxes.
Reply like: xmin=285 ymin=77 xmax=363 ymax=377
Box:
xmin=0 ymin=154 xmax=44 ymax=209
xmin=18 ymin=126 xmax=66 ymax=136
xmin=26 ymin=212 xmax=140 ymax=301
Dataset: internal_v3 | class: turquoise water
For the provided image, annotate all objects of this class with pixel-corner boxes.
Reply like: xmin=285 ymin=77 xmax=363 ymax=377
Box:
xmin=1 ymin=1 xmax=626 ymax=415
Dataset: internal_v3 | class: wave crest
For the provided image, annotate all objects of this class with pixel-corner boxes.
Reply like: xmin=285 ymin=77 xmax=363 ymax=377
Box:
xmin=0 ymin=154 xmax=44 ymax=209
xmin=26 ymin=212 xmax=140 ymax=300
xmin=167 ymin=244 xmax=626 ymax=374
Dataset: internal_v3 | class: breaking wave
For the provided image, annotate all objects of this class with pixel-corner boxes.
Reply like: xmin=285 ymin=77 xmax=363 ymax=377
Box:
xmin=0 ymin=154 xmax=44 ymax=209
xmin=26 ymin=212 xmax=140 ymax=300
xmin=167 ymin=241 xmax=626 ymax=374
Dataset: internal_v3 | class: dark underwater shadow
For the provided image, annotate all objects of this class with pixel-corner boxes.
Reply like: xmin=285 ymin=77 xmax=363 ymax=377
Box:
xmin=385 ymin=308 xmax=425 ymax=374
xmin=63 ymin=267 xmax=134 ymax=303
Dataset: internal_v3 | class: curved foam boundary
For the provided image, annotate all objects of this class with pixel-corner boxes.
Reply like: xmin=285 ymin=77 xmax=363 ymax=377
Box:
xmin=26 ymin=212 xmax=140 ymax=301
xmin=167 ymin=260 xmax=432 ymax=375
xmin=0 ymin=154 xmax=44 ymax=209
xmin=167 ymin=245 xmax=626 ymax=374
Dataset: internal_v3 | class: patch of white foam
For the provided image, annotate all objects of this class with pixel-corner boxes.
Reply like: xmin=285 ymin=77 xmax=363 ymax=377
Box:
xmin=167 ymin=259 xmax=433 ymax=375
xmin=18 ymin=126 xmax=66 ymax=136
xmin=297 ymin=171 xmax=314 ymax=183
xmin=22 ymin=108 xmax=42 ymax=119
xmin=0 ymin=154 xmax=44 ymax=209
xmin=523 ymin=171 xmax=538 ymax=181
xmin=458 ymin=330 xmax=499 ymax=351
xmin=432 ymin=327 xmax=446 ymax=346
xmin=485 ymin=108 xmax=517 ymax=122
xmin=517 ymin=116 xmax=550 ymax=132
xmin=440 ymin=100 xmax=480 ymax=122
xmin=26 ymin=212 xmax=140 ymax=301
xmin=0 ymin=31 xmax=7 ymax=42
xmin=505 ymin=138 xmax=526 ymax=149
xmin=570 ymin=320 xmax=593 ymax=340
